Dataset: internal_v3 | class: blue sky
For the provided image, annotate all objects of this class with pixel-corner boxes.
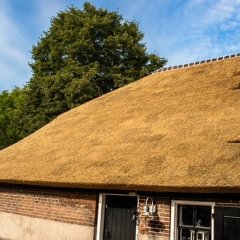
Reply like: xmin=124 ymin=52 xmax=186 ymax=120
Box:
xmin=1 ymin=0 xmax=240 ymax=91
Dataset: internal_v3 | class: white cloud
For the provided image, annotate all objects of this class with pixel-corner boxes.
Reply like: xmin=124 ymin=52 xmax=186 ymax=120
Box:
xmin=0 ymin=0 xmax=84 ymax=91
xmin=158 ymin=0 xmax=240 ymax=66
xmin=0 ymin=2 xmax=31 ymax=91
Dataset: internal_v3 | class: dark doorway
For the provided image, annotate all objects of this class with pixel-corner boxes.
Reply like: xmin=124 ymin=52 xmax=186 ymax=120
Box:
xmin=103 ymin=195 xmax=137 ymax=240
xmin=215 ymin=206 xmax=240 ymax=240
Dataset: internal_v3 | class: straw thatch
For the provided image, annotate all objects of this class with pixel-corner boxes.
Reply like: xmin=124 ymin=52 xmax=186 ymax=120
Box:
xmin=0 ymin=58 xmax=239 ymax=193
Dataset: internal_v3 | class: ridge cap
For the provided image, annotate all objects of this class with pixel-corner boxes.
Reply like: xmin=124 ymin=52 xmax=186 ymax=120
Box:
xmin=152 ymin=52 xmax=240 ymax=74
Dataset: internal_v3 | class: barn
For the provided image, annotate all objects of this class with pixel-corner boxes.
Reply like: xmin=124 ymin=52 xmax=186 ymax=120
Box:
xmin=0 ymin=55 xmax=239 ymax=240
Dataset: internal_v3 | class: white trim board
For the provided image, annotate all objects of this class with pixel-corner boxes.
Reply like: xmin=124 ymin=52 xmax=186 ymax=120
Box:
xmin=96 ymin=194 xmax=106 ymax=240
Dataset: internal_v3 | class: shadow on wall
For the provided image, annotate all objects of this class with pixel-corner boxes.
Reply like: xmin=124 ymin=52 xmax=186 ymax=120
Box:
xmin=138 ymin=197 xmax=170 ymax=239
xmin=139 ymin=212 xmax=165 ymax=230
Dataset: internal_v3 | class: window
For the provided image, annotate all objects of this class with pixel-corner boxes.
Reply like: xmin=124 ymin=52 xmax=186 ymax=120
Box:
xmin=171 ymin=201 xmax=214 ymax=240
xmin=178 ymin=205 xmax=211 ymax=240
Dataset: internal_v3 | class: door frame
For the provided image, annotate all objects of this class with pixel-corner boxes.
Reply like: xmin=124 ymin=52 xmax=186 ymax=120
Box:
xmin=96 ymin=193 xmax=139 ymax=240
xmin=170 ymin=200 xmax=215 ymax=240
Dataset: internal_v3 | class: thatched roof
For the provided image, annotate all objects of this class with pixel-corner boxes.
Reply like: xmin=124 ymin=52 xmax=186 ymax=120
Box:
xmin=0 ymin=58 xmax=239 ymax=193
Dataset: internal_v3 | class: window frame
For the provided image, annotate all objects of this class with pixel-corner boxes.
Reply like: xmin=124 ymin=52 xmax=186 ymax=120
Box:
xmin=170 ymin=200 xmax=215 ymax=240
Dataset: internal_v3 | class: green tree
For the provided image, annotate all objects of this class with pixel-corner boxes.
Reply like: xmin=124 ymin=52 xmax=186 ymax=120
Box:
xmin=26 ymin=2 xmax=166 ymax=133
xmin=0 ymin=88 xmax=27 ymax=149
xmin=0 ymin=2 xmax=167 ymax=149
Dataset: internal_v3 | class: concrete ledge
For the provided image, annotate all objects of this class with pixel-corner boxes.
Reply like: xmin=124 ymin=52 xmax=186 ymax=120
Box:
xmin=0 ymin=212 xmax=94 ymax=240
xmin=138 ymin=233 xmax=169 ymax=240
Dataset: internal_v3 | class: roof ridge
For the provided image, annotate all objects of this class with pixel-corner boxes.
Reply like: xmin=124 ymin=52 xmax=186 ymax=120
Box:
xmin=152 ymin=52 xmax=240 ymax=74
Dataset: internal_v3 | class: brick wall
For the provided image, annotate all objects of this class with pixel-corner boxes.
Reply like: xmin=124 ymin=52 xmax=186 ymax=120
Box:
xmin=0 ymin=186 xmax=97 ymax=227
xmin=137 ymin=194 xmax=240 ymax=240
xmin=0 ymin=185 xmax=240 ymax=240
xmin=138 ymin=196 xmax=171 ymax=239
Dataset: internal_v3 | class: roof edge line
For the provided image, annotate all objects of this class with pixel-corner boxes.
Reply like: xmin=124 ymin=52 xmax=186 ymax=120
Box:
xmin=152 ymin=52 xmax=240 ymax=74
xmin=1 ymin=180 xmax=240 ymax=193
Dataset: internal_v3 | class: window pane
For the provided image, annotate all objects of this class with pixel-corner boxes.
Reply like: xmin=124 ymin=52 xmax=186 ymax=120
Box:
xmin=196 ymin=231 xmax=210 ymax=240
xmin=179 ymin=205 xmax=194 ymax=226
xmin=179 ymin=228 xmax=195 ymax=240
xmin=195 ymin=206 xmax=211 ymax=227
xmin=177 ymin=205 xmax=212 ymax=240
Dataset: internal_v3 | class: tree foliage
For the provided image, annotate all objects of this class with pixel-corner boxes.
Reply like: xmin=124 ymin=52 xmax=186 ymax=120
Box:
xmin=0 ymin=2 xmax=166 ymax=149
xmin=0 ymin=88 xmax=26 ymax=149
xmin=27 ymin=3 xmax=166 ymax=127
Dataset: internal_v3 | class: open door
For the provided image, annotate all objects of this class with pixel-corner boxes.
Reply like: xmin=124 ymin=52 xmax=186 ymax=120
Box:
xmin=103 ymin=195 xmax=137 ymax=240
xmin=215 ymin=206 xmax=240 ymax=240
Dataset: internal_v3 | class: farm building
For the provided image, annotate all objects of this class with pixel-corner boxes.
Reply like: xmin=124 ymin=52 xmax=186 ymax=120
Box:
xmin=0 ymin=55 xmax=240 ymax=240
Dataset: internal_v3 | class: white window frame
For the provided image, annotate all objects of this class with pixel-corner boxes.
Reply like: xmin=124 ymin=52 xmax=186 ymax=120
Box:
xmin=96 ymin=193 xmax=139 ymax=240
xmin=170 ymin=200 xmax=215 ymax=240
